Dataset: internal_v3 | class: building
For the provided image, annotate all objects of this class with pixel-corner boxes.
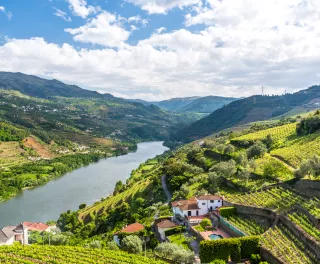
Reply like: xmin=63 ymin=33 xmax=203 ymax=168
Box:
xmin=113 ymin=223 xmax=144 ymax=246
xmin=0 ymin=223 xmax=28 ymax=246
xmin=23 ymin=222 xmax=53 ymax=233
xmin=156 ymin=219 xmax=178 ymax=240
xmin=172 ymin=194 xmax=223 ymax=218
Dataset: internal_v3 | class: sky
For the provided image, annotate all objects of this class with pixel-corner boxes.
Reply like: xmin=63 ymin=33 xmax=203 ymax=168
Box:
xmin=0 ymin=0 xmax=320 ymax=100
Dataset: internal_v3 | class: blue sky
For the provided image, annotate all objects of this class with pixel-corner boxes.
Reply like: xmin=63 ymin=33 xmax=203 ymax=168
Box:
xmin=0 ymin=0 xmax=320 ymax=100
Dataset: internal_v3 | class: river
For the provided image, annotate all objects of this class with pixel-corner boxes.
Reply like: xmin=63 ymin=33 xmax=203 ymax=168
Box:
xmin=0 ymin=141 xmax=168 ymax=227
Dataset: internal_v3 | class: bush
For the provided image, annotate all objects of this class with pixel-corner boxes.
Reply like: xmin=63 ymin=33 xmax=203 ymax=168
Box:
xmin=106 ymin=241 xmax=119 ymax=251
xmin=250 ymin=254 xmax=261 ymax=264
xmin=200 ymin=236 xmax=260 ymax=263
xmin=210 ymin=260 xmax=226 ymax=264
xmin=121 ymin=235 xmax=143 ymax=254
xmin=220 ymin=207 xmax=236 ymax=217
xmin=247 ymin=142 xmax=267 ymax=159
xmin=164 ymin=226 xmax=184 ymax=237
xmin=200 ymin=219 xmax=212 ymax=229
xmin=155 ymin=242 xmax=195 ymax=264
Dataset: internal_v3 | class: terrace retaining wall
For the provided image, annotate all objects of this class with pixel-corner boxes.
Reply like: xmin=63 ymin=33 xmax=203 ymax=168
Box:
xmin=260 ymin=247 xmax=285 ymax=264
xmin=279 ymin=215 xmax=320 ymax=259
xmin=294 ymin=179 xmax=320 ymax=198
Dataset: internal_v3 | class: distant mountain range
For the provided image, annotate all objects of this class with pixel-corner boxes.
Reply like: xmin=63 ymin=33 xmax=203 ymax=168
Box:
xmin=177 ymin=86 xmax=320 ymax=141
xmin=128 ymin=96 xmax=237 ymax=114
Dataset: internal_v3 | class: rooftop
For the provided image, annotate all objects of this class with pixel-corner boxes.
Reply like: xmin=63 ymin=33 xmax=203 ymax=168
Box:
xmin=116 ymin=223 xmax=144 ymax=234
xmin=157 ymin=220 xmax=178 ymax=229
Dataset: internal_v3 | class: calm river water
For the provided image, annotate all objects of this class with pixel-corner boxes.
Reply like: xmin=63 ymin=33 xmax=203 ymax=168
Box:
xmin=0 ymin=142 xmax=168 ymax=227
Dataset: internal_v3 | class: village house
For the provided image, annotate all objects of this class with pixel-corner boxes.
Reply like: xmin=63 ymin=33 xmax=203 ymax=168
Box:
xmin=0 ymin=223 xmax=28 ymax=246
xmin=23 ymin=222 xmax=54 ymax=233
xmin=172 ymin=194 xmax=223 ymax=218
xmin=113 ymin=223 xmax=144 ymax=246
xmin=156 ymin=219 xmax=178 ymax=240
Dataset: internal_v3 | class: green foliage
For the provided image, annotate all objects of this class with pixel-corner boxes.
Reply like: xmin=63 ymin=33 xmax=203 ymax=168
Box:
xmin=200 ymin=219 xmax=212 ymax=229
xmin=263 ymin=159 xmax=292 ymax=179
xmin=164 ymin=226 xmax=185 ymax=237
xmin=211 ymin=160 xmax=236 ymax=179
xmin=0 ymin=122 xmax=28 ymax=141
xmin=155 ymin=242 xmax=195 ymax=264
xmin=295 ymin=155 xmax=320 ymax=178
xmin=121 ymin=235 xmax=143 ymax=254
xmin=220 ymin=207 xmax=236 ymax=217
xmin=210 ymin=260 xmax=226 ymax=264
xmin=250 ymin=254 xmax=261 ymax=264
xmin=247 ymin=142 xmax=267 ymax=159
xmin=199 ymin=236 xmax=260 ymax=263
xmin=297 ymin=111 xmax=320 ymax=135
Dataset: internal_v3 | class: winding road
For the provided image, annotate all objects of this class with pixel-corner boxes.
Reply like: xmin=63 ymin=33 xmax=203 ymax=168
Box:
xmin=161 ymin=175 xmax=172 ymax=202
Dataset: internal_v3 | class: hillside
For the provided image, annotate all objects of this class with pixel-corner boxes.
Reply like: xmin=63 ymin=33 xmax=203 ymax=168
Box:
xmin=55 ymin=115 xmax=320 ymax=263
xmin=0 ymin=245 xmax=165 ymax=264
xmin=178 ymin=86 xmax=320 ymax=142
xmin=151 ymin=95 xmax=236 ymax=114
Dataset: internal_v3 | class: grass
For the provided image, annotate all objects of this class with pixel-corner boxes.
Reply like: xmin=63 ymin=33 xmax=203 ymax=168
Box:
xmin=167 ymin=233 xmax=189 ymax=249
xmin=193 ymin=225 xmax=205 ymax=232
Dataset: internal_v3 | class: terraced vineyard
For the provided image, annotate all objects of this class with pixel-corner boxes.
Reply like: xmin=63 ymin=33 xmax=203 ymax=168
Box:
xmin=271 ymin=132 xmax=320 ymax=167
xmin=79 ymin=179 xmax=151 ymax=220
xmin=226 ymin=186 xmax=320 ymax=218
xmin=288 ymin=211 xmax=320 ymax=241
xmin=0 ymin=245 xmax=165 ymax=264
xmin=261 ymin=224 xmax=318 ymax=264
xmin=224 ymin=214 xmax=268 ymax=235
xmin=232 ymin=123 xmax=296 ymax=142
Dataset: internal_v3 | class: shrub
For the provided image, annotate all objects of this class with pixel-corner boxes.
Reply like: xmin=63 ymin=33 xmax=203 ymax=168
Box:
xmin=210 ymin=260 xmax=226 ymax=264
xmin=155 ymin=242 xmax=194 ymax=264
xmin=200 ymin=219 xmax=212 ymax=229
xmin=164 ymin=226 xmax=185 ymax=237
xmin=199 ymin=236 xmax=260 ymax=263
xmin=220 ymin=207 xmax=236 ymax=217
xmin=106 ymin=241 xmax=119 ymax=251
xmin=250 ymin=254 xmax=261 ymax=264
xmin=247 ymin=142 xmax=267 ymax=159
xmin=121 ymin=235 xmax=143 ymax=254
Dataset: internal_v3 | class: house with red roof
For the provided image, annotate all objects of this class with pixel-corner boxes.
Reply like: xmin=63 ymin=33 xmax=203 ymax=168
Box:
xmin=156 ymin=219 xmax=178 ymax=240
xmin=0 ymin=223 xmax=28 ymax=246
xmin=172 ymin=194 xmax=223 ymax=218
xmin=113 ymin=223 xmax=144 ymax=246
xmin=23 ymin=222 xmax=53 ymax=232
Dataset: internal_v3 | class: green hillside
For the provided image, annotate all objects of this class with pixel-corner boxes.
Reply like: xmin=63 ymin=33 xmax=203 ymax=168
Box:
xmin=0 ymin=245 xmax=165 ymax=264
xmin=178 ymin=86 xmax=320 ymax=142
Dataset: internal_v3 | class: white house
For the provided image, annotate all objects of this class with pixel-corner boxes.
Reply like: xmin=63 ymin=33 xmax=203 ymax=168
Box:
xmin=113 ymin=223 xmax=144 ymax=246
xmin=0 ymin=223 xmax=28 ymax=246
xmin=172 ymin=194 xmax=223 ymax=218
xmin=156 ymin=220 xmax=178 ymax=240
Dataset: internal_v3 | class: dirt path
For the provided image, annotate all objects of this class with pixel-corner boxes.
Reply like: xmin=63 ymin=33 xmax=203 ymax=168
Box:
xmin=270 ymin=154 xmax=296 ymax=171
xmin=24 ymin=136 xmax=55 ymax=159
xmin=161 ymin=175 xmax=172 ymax=203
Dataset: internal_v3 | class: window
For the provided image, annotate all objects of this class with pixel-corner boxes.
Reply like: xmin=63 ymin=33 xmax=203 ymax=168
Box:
xmin=202 ymin=202 xmax=206 ymax=205
xmin=210 ymin=200 xmax=214 ymax=203
xmin=218 ymin=200 xmax=220 ymax=202
xmin=188 ymin=211 xmax=192 ymax=216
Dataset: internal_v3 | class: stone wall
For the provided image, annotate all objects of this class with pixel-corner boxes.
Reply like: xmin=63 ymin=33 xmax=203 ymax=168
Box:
xmin=260 ymin=247 xmax=285 ymax=264
xmin=279 ymin=215 xmax=320 ymax=259
xmin=294 ymin=179 xmax=320 ymax=198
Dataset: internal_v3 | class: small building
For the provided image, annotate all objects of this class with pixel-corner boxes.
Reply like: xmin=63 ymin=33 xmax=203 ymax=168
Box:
xmin=113 ymin=223 xmax=144 ymax=246
xmin=172 ymin=194 xmax=223 ymax=218
xmin=156 ymin=219 xmax=178 ymax=240
xmin=0 ymin=223 xmax=28 ymax=246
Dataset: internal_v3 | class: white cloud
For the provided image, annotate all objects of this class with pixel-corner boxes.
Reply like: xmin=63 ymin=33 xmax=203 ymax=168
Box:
xmin=1 ymin=0 xmax=320 ymax=100
xmin=0 ymin=6 xmax=12 ymax=20
xmin=65 ymin=12 xmax=131 ymax=47
xmin=53 ymin=8 xmax=72 ymax=22
xmin=126 ymin=0 xmax=201 ymax=14
xmin=67 ymin=0 xmax=99 ymax=18
xmin=156 ymin=27 xmax=166 ymax=34
xmin=128 ymin=15 xmax=148 ymax=26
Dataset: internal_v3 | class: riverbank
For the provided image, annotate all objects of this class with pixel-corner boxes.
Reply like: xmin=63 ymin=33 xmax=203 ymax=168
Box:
xmin=0 ymin=142 xmax=168 ymax=227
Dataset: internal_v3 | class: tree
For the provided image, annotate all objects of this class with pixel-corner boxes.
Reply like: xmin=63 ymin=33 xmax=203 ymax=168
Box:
xmin=89 ymin=240 xmax=101 ymax=248
xmin=114 ymin=180 xmax=124 ymax=193
xmin=28 ymin=231 xmax=43 ymax=244
xmin=263 ymin=134 xmax=274 ymax=149
xmin=200 ymin=219 xmax=212 ymax=229
xmin=236 ymin=152 xmax=248 ymax=167
xmin=238 ymin=168 xmax=251 ymax=185
xmin=208 ymin=172 xmax=222 ymax=190
xmin=121 ymin=235 xmax=143 ymax=254
xmin=50 ymin=233 xmax=69 ymax=245
xmin=106 ymin=241 xmax=119 ymax=251
xmin=246 ymin=142 xmax=267 ymax=159
xmin=79 ymin=203 xmax=86 ymax=210
xmin=224 ymin=144 xmax=235 ymax=155
xmin=211 ymin=160 xmax=236 ymax=179
xmin=155 ymin=242 xmax=195 ymax=264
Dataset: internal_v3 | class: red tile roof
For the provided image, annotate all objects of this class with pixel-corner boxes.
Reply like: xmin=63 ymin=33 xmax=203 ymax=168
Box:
xmin=118 ymin=223 xmax=144 ymax=234
xmin=23 ymin=222 xmax=49 ymax=232
xmin=157 ymin=220 xmax=177 ymax=229
xmin=172 ymin=197 xmax=200 ymax=210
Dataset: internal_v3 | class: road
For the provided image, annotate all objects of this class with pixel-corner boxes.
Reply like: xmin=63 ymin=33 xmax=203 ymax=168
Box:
xmin=161 ymin=175 xmax=172 ymax=203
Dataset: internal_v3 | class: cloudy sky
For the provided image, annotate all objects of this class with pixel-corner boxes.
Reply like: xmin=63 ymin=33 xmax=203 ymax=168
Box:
xmin=0 ymin=0 xmax=320 ymax=100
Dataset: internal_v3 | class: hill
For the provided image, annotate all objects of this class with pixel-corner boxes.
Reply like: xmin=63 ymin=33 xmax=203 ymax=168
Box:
xmin=151 ymin=95 xmax=236 ymax=114
xmin=0 ymin=245 xmax=165 ymax=264
xmin=178 ymin=86 xmax=320 ymax=141
xmin=56 ymin=116 xmax=320 ymax=264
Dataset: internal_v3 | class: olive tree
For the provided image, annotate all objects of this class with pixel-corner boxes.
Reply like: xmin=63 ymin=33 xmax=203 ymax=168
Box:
xmin=155 ymin=242 xmax=195 ymax=264
xmin=121 ymin=235 xmax=143 ymax=254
